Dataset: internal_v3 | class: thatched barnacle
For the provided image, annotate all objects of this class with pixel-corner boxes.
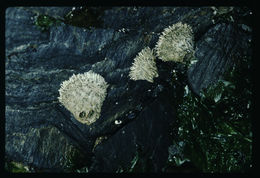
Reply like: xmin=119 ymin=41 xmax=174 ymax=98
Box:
xmin=129 ymin=47 xmax=159 ymax=83
xmin=155 ymin=22 xmax=195 ymax=63
xmin=58 ymin=71 xmax=108 ymax=125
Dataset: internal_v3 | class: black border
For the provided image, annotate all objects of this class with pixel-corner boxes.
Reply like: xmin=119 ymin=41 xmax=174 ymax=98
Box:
xmin=1 ymin=0 xmax=257 ymax=177
xmin=1 ymin=0 xmax=257 ymax=7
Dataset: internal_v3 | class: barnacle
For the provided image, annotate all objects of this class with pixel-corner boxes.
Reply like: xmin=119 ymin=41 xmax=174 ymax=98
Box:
xmin=58 ymin=71 xmax=108 ymax=125
xmin=155 ymin=22 xmax=194 ymax=63
xmin=129 ymin=47 xmax=158 ymax=83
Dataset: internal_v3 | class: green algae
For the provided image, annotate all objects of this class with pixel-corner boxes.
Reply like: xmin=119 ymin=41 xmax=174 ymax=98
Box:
xmin=35 ymin=14 xmax=61 ymax=32
xmin=5 ymin=161 xmax=30 ymax=173
xmin=173 ymin=55 xmax=253 ymax=172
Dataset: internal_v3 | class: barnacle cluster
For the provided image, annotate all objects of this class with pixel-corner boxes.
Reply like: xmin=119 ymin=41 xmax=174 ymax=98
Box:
xmin=58 ymin=71 xmax=108 ymax=125
xmin=155 ymin=22 xmax=194 ymax=63
xmin=59 ymin=22 xmax=194 ymax=123
xmin=129 ymin=47 xmax=159 ymax=83
xmin=129 ymin=22 xmax=194 ymax=82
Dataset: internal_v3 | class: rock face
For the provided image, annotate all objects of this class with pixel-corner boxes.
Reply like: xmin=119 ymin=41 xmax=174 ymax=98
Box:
xmin=91 ymin=91 xmax=175 ymax=172
xmin=5 ymin=7 xmax=252 ymax=172
xmin=188 ymin=23 xmax=252 ymax=95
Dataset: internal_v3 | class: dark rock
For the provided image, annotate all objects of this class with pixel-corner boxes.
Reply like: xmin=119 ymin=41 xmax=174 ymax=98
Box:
xmin=187 ymin=23 xmax=252 ymax=95
xmin=5 ymin=123 xmax=88 ymax=172
xmin=21 ymin=7 xmax=72 ymax=20
xmin=5 ymin=7 xmax=49 ymax=51
xmin=91 ymin=94 xmax=175 ymax=172
xmin=5 ymin=7 xmax=252 ymax=172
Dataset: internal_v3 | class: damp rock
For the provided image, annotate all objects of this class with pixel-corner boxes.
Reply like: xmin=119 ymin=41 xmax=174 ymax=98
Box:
xmin=127 ymin=113 xmax=136 ymax=119
xmin=5 ymin=7 xmax=251 ymax=172
xmin=187 ymin=23 xmax=251 ymax=95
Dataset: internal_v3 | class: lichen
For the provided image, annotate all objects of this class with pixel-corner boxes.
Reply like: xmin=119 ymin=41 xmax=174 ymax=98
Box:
xmin=58 ymin=71 xmax=108 ymax=125
xmin=129 ymin=47 xmax=158 ymax=83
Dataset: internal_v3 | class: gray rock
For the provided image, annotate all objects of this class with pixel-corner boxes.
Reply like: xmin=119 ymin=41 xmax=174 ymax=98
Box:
xmin=5 ymin=125 xmax=85 ymax=171
xmin=5 ymin=7 xmax=49 ymax=50
xmin=5 ymin=7 xmax=251 ymax=172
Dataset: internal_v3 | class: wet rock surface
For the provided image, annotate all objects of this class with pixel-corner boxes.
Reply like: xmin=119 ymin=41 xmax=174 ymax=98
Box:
xmin=91 ymin=91 xmax=175 ymax=172
xmin=187 ymin=23 xmax=252 ymax=95
xmin=5 ymin=7 xmax=252 ymax=172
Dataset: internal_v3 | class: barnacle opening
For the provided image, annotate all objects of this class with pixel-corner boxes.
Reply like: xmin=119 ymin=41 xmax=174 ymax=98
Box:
xmin=79 ymin=111 xmax=86 ymax=118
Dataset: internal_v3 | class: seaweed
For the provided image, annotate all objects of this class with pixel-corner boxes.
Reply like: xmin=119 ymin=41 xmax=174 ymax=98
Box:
xmin=172 ymin=55 xmax=252 ymax=172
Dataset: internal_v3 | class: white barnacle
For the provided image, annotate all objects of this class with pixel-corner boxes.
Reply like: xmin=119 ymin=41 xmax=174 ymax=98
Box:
xmin=58 ymin=71 xmax=108 ymax=125
xmin=129 ymin=47 xmax=159 ymax=83
xmin=155 ymin=22 xmax=195 ymax=63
